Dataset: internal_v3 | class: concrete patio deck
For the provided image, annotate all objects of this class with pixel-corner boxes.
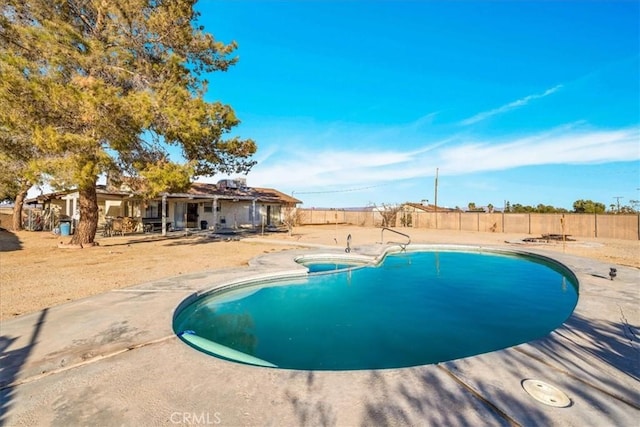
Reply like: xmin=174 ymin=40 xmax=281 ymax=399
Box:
xmin=1 ymin=240 xmax=638 ymax=426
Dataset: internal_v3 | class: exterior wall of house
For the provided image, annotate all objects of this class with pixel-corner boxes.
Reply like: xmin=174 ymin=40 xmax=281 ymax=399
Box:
xmin=102 ymin=199 xmax=141 ymax=218
xmin=165 ymin=199 xmax=256 ymax=230
xmin=160 ymin=199 xmax=285 ymax=230
xmin=255 ymin=204 xmax=282 ymax=226
xmin=36 ymin=186 xmax=295 ymax=233
xmin=104 ymin=200 xmax=124 ymax=218
xmin=49 ymin=200 xmax=66 ymax=215
xmin=217 ymin=201 xmax=252 ymax=228
xmin=197 ymin=200 xmax=215 ymax=229
xmin=59 ymin=192 xmax=79 ymax=218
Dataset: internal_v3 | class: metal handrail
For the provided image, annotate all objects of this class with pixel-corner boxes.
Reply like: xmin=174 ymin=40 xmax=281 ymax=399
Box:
xmin=380 ymin=227 xmax=411 ymax=250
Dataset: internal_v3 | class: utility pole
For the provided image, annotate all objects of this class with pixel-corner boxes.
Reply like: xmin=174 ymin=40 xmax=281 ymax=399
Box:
xmin=434 ymin=168 xmax=439 ymax=229
xmin=613 ymin=196 xmax=623 ymax=213
xmin=502 ymin=199 xmax=506 ymax=233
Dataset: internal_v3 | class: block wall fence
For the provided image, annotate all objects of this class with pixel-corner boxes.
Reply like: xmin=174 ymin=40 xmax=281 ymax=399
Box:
xmin=297 ymin=209 xmax=639 ymax=240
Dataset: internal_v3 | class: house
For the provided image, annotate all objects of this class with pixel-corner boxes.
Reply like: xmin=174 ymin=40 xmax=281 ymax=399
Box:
xmin=26 ymin=179 xmax=302 ymax=233
xmin=398 ymin=202 xmax=460 ymax=227
xmin=400 ymin=202 xmax=459 ymax=213
xmin=159 ymin=180 xmax=301 ymax=230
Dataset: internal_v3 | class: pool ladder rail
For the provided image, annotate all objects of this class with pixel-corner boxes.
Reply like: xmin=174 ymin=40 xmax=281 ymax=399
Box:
xmin=345 ymin=234 xmax=352 ymax=253
xmin=379 ymin=227 xmax=411 ymax=251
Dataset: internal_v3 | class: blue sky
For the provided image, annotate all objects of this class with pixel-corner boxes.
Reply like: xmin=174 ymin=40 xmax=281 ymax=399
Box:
xmin=195 ymin=0 xmax=639 ymax=210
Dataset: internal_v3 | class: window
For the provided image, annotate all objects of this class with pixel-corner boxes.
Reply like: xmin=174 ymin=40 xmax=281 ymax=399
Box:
xmin=144 ymin=201 xmax=160 ymax=218
xmin=204 ymin=201 xmax=213 ymax=213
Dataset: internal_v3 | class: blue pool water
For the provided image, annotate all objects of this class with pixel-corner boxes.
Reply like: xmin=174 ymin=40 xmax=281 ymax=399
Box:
xmin=303 ymin=262 xmax=363 ymax=273
xmin=174 ymin=250 xmax=578 ymax=370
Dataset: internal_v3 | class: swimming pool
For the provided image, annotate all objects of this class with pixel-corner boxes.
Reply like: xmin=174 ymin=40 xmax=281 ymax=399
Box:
xmin=173 ymin=248 xmax=578 ymax=370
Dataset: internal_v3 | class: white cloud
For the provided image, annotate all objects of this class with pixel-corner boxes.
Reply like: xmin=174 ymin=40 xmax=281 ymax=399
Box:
xmin=459 ymin=85 xmax=563 ymax=126
xmin=238 ymin=124 xmax=639 ymax=192
xmin=437 ymin=128 xmax=640 ymax=174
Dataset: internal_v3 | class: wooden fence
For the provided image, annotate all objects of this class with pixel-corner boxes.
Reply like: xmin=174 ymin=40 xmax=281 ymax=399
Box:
xmin=297 ymin=209 xmax=639 ymax=240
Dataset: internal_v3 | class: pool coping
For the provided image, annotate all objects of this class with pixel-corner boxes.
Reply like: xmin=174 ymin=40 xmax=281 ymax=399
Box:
xmin=1 ymin=242 xmax=638 ymax=426
xmin=175 ymin=244 xmax=581 ymax=369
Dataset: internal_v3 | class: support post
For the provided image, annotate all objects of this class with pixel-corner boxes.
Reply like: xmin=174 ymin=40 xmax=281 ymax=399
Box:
xmin=252 ymin=199 xmax=257 ymax=229
xmin=161 ymin=193 xmax=167 ymax=236
xmin=213 ymin=197 xmax=218 ymax=230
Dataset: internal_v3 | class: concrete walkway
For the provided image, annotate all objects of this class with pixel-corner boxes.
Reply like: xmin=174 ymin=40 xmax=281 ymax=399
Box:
xmin=1 ymin=241 xmax=638 ymax=426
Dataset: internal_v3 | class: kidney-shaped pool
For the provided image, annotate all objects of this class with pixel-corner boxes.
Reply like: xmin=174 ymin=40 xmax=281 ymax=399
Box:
xmin=173 ymin=249 xmax=578 ymax=370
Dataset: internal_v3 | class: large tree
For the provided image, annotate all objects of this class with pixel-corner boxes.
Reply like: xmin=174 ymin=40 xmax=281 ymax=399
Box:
xmin=0 ymin=0 xmax=256 ymax=245
xmin=573 ymin=199 xmax=605 ymax=214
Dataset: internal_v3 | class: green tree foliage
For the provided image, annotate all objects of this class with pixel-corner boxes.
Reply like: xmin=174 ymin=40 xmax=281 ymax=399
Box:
xmin=509 ymin=204 xmax=532 ymax=213
xmin=504 ymin=201 xmax=568 ymax=213
xmin=465 ymin=202 xmax=485 ymax=212
xmin=0 ymin=85 xmax=45 ymax=230
xmin=572 ymin=199 xmax=605 ymax=214
xmin=0 ymin=155 xmax=25 ymax=205
xmin=0 ymin=152 xmax=40 ymax=230
xmin=0 ymin=0 xmax=256 ymax=244
xmin=536 ymin=203 xmax=569 ymax=213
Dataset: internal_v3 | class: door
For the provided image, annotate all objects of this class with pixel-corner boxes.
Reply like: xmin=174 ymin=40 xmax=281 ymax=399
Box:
xmin=186 ymin=202 xmax=199 ymax=228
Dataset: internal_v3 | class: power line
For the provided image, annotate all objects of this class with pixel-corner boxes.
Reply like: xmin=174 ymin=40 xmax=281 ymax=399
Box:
xmin=292 ymin=184 xmax=387 ymax=195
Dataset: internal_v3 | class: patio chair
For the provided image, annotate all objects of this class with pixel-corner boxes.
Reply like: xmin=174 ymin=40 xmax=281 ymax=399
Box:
xmin=111 ymin=218 xmax=124 ymax=236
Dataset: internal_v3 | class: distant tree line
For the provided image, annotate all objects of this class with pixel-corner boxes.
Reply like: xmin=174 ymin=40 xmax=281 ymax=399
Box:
xmin=505 ymin=201 xmax=571 ymax=213
xmin=461 ymin=199 xmax=639 ymax=214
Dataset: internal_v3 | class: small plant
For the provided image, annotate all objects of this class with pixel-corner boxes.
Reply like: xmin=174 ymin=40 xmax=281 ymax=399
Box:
xmin=282 ymin=207 xmax=306 ymax=235
xmin=378 ymin=203 xmax=402 ymax=227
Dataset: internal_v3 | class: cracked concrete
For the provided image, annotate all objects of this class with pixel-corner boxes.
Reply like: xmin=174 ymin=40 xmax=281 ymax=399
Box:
xmin=0 ymin=240 xmax=638 ymax=426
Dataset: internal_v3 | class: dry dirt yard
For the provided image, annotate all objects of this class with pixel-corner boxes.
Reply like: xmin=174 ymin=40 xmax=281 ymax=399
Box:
xmin=1 ymin=224 xmax=638 ymax=320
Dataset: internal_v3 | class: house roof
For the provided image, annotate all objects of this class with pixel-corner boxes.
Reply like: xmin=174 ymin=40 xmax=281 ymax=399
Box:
xmin=401 ymin=202 xmax=459 ymax=212
xmin=25 ymin=185 xmax=134 ymax=204
xmin=182 ymin=183 xmax=301 ymax=205
xmin=252 ymin=187 xmax=301 ymax=205
xmin=26 ymin=183 xmax=302 ymax=206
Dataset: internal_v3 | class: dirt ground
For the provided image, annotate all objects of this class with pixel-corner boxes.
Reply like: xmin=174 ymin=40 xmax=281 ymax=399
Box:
xmin=1 ymin=224 xmax=638 ymax=320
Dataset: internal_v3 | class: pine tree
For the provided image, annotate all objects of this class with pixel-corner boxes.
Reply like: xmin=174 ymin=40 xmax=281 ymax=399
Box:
xmin=0 ymin=0 xmax=256 ymax=244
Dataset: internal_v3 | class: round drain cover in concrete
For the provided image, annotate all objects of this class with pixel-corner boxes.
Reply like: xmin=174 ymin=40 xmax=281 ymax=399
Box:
xmin=522 ymin=379 xmax=572 ymax=407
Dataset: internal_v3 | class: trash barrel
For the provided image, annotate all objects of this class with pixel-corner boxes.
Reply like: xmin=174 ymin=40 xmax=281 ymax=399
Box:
xmin=60 ymin=221 xmax=71 ymax=236
xmin=200 ymin=220 xmax=208 ymax=230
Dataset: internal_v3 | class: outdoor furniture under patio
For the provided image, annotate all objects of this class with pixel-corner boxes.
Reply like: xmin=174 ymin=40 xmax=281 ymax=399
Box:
xmin=141 ymin=217 xmax=172 ymax=233
xmin=121 ymin=217 xmax=137 ymax=234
